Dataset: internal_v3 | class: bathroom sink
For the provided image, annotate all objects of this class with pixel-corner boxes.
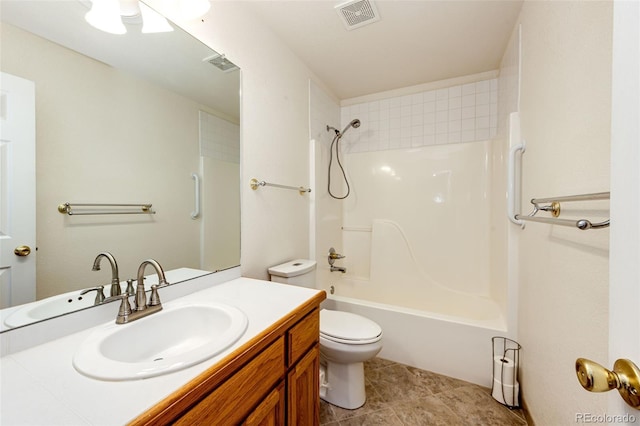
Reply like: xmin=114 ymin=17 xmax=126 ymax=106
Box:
xmin=73 ymin=302 xmax=248 ymax=381
xmin=3 ymin=292 xmax=97 ymax=328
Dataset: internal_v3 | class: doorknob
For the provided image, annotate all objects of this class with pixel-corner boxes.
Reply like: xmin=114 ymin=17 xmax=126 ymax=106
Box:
xmin=14 ymin=245 xmax=31 ymax=257
xmin=575 ymin=358 xmax=640 ymax=409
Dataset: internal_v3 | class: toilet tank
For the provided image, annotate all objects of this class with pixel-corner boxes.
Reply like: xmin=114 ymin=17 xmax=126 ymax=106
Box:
xmin=268 ymin=259 xmax=317 ymax=288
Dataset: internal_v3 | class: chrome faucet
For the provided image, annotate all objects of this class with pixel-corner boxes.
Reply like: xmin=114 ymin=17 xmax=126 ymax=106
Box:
xmin=92 ymin=252 xmax=121 ymax=297
xmin=328 ymin=247 xmax=347 ymax=273
xmin=134 ymin=259 xmax=168 ymax=311
xmin=104 ymin=259 xmax=169 ymax=324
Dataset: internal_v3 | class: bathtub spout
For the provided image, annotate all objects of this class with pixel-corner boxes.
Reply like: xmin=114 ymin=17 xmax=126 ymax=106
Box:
xmin=331 ymin=266 xmax=347 ymax=273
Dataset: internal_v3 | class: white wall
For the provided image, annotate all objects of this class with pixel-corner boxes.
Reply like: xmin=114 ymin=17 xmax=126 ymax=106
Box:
xmin=1 ymin=23 xmax=203 ymax=298
xmin=199 ymin=111 xmax=240 ymax=271
xmin=309 ymin=82 xmax=342 ymax=285
xmin=515 ymin=1 xmax=612 ymax=423
xmin=147 ymin=1 xmax=333 ymax=280
xmin=494 ymin=23 xmax=521 ymax=328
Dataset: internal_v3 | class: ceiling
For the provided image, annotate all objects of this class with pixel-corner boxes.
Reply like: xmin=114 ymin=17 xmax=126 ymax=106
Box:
xmin=1 ymin=0 xmax=240 ymax=121
xmin=250 ymin=0 xmax=524 ymax=100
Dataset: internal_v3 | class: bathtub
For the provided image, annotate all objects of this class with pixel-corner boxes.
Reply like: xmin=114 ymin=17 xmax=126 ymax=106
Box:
xmin=320 ymin=282 xmax=506 ymax=388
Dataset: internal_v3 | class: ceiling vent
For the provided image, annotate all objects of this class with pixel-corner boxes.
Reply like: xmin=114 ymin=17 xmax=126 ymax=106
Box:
xmin=203 ymin=52 xmax=239 ymax=73
xmin=335 ymin=0 xmax=380 ymax=31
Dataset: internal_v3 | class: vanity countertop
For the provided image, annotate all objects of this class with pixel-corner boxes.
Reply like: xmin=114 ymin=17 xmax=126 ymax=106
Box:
xmin=0 ymin=276 xmax=325 ymax=425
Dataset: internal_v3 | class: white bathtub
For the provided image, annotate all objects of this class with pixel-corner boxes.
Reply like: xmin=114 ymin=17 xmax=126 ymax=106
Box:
xmin=321 ymin=290 xmax=506 ymax=388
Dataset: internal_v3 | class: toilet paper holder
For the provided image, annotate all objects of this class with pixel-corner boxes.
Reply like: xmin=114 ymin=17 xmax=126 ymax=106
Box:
xmin=491 ymin=336 xmax=521 ymax=409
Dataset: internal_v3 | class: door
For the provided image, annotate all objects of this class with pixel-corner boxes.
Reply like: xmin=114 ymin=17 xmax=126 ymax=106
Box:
xmin=0 ymin=72 xmax=36 ymax=308
xmin=608 ymin=0 xmax=640 ymax=417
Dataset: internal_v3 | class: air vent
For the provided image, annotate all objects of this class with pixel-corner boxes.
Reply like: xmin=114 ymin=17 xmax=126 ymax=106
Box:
xmin=203 ymin=53 xmax=239 ymax=73
xmin=335 ymin=0 xmax=380 ymax=31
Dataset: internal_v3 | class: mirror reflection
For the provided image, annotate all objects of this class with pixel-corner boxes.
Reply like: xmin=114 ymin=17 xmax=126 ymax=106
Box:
xmin=0 ymin=0 xmax=240 ymax=330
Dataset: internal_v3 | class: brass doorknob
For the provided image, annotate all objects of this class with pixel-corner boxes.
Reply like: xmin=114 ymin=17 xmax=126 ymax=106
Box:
xmin=576 ymin=358 xmax=640 ymax=409
xmin=14 ymin=245 xmax=32 ymax=257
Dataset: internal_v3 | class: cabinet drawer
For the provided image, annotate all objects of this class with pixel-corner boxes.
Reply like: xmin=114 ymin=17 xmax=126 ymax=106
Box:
xmin=287 ymin=309 xmax=319 ymax=367
xmin=175 ymin=337 xmax=285 ymax=426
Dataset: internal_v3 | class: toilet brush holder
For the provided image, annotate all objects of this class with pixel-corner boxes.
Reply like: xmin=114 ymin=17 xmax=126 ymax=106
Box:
xmin=491 ymin=336 xmax=521 ymax=409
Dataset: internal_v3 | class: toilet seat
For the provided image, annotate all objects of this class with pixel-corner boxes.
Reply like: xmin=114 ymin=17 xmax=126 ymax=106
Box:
xmin=320 ymin=309 xmax=382 ymax=345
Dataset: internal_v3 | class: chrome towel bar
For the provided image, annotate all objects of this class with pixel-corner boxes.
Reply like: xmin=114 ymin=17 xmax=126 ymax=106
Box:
xmin=514 ymin=191 xmax=610 ymax=230
xmin=507 ymin=112 xmax=609 ymax=231
xmin=530 ymin=191 xmax=610 ymax=204
xmin=58 ymin=203 xmax=155 ymax=215
xmin=250 ymin=178 xmax=311 ymax=195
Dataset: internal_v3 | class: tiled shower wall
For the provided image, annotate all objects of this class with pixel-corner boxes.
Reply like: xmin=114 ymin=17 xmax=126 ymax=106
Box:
xmin=340 ymin=79 xmax=498 ymax=152
xmin=199 ymin=111 xmax=240 ymax=163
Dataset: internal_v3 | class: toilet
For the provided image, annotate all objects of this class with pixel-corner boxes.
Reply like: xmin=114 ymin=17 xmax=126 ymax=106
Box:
xmin=269 ymin=259 xmax=383 ymax=410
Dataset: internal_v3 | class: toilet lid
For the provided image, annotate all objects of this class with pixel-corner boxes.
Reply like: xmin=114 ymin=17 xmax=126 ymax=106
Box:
xmin=320 ymin=309 xmax=382 ymax=342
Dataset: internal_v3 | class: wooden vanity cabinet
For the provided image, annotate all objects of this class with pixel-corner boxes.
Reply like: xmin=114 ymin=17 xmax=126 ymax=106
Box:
xmin=286 ymin=307 xmax=320 ymax=425
xmin=241 ymin=383 xmax=286 ymax=426
xmin=130 ymin=294 xmax=324 ymax=426
xmin=287 ymin=345 xmax=320 ymax=425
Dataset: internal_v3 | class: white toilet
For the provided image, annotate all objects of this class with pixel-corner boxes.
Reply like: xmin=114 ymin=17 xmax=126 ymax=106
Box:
xmin=269 ymin=259 xmax=383 ymax=410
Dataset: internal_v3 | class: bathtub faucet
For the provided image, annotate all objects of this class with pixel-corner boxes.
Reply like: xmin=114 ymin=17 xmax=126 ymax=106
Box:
xmin=328 ymin=247 xmax=346 ymax=273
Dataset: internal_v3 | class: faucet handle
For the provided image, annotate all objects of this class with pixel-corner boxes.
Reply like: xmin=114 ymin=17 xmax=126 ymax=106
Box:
xmin=125 ymin=279 xmax=135 ymax=296
xmin=149 ymin=285 xmax=162 ymax=307
xmin=80 ymin=285 xmax=106 ymax=305
xmin=328 ymin=247 xmax=346 ymax=266
xmin=104 ymin=293 xmax=133 ymax=323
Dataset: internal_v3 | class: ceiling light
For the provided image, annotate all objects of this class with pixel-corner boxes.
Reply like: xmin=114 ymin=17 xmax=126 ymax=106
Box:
xmin=84 ymin=0 xmax=175 ymax=34
xmin=140 ymin=3 xmax=173 ymax=33
xmin=119 ymin=0 xmax=141 ymax=17
xmin=85 ymin=0 xmax=126 ymax=35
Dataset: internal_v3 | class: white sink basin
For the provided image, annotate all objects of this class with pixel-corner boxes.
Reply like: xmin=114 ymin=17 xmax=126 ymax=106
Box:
xmin=4 ymin=292 xmax=97 ymax=328
xmin=73 ymin=301 xmax=248 ymax=381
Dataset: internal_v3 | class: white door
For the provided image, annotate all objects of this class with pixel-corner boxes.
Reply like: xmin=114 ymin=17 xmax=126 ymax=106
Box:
xmin=0 ymin=72 xmax=36 ymax=308
xmin=608 ymin=0 xmax=640 ymax=418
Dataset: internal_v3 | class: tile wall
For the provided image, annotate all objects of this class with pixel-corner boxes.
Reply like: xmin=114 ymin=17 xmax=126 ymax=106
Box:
xmin=340 ymin=79 xmax=498 ymax=153
xmin=199 ymin=111 xmax=240 ymax=163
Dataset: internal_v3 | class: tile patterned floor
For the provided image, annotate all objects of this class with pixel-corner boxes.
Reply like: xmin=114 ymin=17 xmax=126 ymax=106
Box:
xmin=320 ymin=358 xmax=528 ymax=426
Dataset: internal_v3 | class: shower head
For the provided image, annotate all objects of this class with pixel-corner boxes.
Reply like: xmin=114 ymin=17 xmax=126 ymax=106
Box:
xmin=327 ymin=119 xmax=362 ymax=138
xmin=339 ymin=119 xmax=361 ymax=137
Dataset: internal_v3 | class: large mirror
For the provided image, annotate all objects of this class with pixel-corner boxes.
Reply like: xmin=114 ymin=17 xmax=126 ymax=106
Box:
xmin=0 ymin=0 xmax=240 ymax=331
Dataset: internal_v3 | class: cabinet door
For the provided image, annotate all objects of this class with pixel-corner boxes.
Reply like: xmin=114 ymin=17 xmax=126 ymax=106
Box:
xmin=287 ymin=344 xmax=319 ymax=426
xmin=175 ymin=338 xmax=285 ymax=425
xmin=242 ymin=383 xmax=285 ymax=426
